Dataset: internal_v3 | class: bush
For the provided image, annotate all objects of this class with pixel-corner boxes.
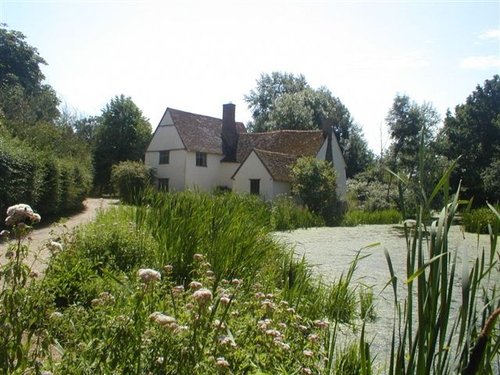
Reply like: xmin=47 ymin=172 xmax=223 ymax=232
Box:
xmin=342 ymin=209 xmax=402 ymax=226
xmin=111 ymin=160 xmax=153 ymax=204
xmin=269 ymin=195 xmax=324 ymax=230
xmin=463 ymin=206 xmax=500 ymax=234
xmin=290 ymin=156 xmax=342 ymax=225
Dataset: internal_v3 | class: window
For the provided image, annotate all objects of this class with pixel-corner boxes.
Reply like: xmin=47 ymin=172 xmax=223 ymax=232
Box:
xmin=250 ymin=179 xmax=260 ymax=195
xmin=159 ymin=150 xmax=170 ymax=164
xmin=158 ymin=178 xmax=169 ymax=191
xmin=196 ymin=152 xmax=207 ymax=167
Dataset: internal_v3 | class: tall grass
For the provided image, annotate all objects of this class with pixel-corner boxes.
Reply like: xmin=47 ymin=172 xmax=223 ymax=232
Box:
xmin=342 ymin=209 xmax=402 ymax=226
xmin=35 ymin=190 xmax=366 ymax=373
xmin=384 ymin=128 xmax=499 ymax=374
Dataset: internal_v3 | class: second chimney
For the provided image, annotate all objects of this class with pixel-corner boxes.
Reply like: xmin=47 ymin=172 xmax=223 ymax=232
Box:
xmin=221 ymin=103 xmax=238 ymax=161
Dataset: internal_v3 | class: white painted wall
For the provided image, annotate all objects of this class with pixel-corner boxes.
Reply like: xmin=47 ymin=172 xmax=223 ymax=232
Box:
xmin=232 ymin=151 xmax=274 ymax=201
xmin=218 ymin=162 xmax=240 ymax=190
xmin=184 ymin=152 xmax=222 ymax=192
xmin=145 ymin=116 xmax=187 ymax=191
xmin=145 ymin=149 xmax=187 ymax=191
xmin=273 ymin=181 xmax=291 ymax=197
xmin=147 ymin=124 xmax=184 ymax=152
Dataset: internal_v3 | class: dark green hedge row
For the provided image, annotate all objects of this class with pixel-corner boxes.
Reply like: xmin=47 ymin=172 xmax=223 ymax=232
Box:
xmin=0 ymin=136 xmax=92 ymax=222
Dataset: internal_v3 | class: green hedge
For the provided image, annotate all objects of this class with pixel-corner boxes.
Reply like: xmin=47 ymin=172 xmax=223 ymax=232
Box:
xmin=342 ymin=209 xmax=402 ymax=226
xmin=0 ymin=135 xmax=92 ymax=222
xmin=463 ymin=206 xmax=500 ymax=234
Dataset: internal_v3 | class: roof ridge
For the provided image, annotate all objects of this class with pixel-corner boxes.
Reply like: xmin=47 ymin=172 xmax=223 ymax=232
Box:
xmin=244 ymin=129 xmax=322 ymax=135
xmin=169 ymin=107 xmax=222 ymax=121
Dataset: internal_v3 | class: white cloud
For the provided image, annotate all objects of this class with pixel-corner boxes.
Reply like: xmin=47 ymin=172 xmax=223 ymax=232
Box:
xmin=478 ymin=28 xmax=500 ymax=40
xmin=460 ymin=55 xmax=500 ymax=69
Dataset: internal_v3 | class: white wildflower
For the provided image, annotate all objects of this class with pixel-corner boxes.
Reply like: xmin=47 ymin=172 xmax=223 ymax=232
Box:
xmin=47 ymin=240 xmax=63 ymax=254
xmin=189 ymin=281 xmax=203 ymax=290
xmin=193 ymin=288 xmax=213 ymax=306
xmin=137 ymin=268 xmax=161 ymax=283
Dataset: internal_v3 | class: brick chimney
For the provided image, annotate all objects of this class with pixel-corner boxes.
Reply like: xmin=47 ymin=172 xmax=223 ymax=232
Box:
xmin=221 ymin=103 xmax=238 ymax=161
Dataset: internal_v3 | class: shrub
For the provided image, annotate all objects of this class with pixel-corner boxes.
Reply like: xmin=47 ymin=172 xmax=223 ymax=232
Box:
xmin=342 ymin=209 xmax=402 ymax=226
xmin=290 ymin=156 xmax=342 ymax=225
xmin=111 ymin=160 xmax=153 ymax=204
xmin=463 ymin=206 xmax=500 ymax=234
xmin=269 ymin=195 xmax=324 ymax=230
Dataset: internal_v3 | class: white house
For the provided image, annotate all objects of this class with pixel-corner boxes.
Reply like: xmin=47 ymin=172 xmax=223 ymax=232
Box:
xmin=144 ymin=104 xmax=347 ymax=200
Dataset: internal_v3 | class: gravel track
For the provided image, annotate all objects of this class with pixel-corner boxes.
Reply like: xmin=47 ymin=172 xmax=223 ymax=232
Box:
xmin=0 ymin=198 xmax=118 ymax=275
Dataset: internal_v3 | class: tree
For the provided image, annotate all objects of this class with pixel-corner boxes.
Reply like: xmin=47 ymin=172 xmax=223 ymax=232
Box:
xmin=0 ymin=24 xmax=46 ymax=92
xmin=0 ymin=25 xmax=60 ymax=131
xmin=386 ymin=94 xmax=440 ymax=176
xmin=245 ymin=72 xmax=373 ymax=177
xmin=438 ymin=75 xmax=500 ymax=204
xmin=245 ymin=72 xmax=309 ymax=132
xmin=290 ymin=156 xmax=340 ymax=225
xmin=93 ymin=95 xmax=152 ymax=193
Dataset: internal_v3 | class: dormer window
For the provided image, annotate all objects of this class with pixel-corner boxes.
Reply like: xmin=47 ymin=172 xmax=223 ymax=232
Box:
xmin=196 ymin=152 xmax=207 ymax=167
xmin=159 ymin=150 xmax=170 ymax=164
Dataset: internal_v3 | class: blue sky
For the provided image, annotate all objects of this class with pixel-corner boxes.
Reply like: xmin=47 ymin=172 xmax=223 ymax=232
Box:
xmin=2 ymin=0 xmax=499 ymax=153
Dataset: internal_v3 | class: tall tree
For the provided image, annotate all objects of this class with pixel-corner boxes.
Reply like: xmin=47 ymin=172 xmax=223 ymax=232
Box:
xmin=0 ymin=25 xmax=59 ymax=130
xmin=386 ymin=94 xmax=440 ymax=176
xmin=245 ymin=72 xmax=373 ymax=177
xmin=245 ymin=72 xmax=309 ymax=132
xmin=438 ymin=75 xmax=500 ymax=204
xmin=93 ymin=95 xmax=152 ymax=192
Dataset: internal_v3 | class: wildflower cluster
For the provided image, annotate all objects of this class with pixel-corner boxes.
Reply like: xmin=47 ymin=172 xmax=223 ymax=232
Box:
xmin=5 ymin=204 xmax=41 ymax=226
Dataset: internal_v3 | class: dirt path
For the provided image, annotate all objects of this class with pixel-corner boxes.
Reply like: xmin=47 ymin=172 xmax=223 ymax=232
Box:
xmin=0 ymin=198 xmax=119 ymax=275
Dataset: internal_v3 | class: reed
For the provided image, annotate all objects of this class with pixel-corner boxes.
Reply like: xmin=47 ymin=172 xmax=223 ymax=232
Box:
xmin=384 ymin=128 xmax=499 ymax=374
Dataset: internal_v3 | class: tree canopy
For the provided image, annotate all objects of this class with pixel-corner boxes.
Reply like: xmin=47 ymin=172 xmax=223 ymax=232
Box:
xmin=245 ymin=72 xmax=373 ymax=177
xmin=0 ymin=25 xmax=60 ymax=129
xmin=438 ymin=75 xmax=500 ymax=204
xmin=386 ymin=94 xmax=440 ymax=176
xmin=93 ymin=95 xmax=152 ymax=192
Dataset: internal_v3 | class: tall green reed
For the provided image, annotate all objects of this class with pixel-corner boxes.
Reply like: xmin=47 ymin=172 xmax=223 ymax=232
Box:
xmin=135 ymin=190 xmax=279 ymax=286
xmin=384 ymin=126 xmax=499 ymax=374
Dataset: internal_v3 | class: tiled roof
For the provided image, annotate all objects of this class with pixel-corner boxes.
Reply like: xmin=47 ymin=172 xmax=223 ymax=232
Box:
xmin=253 ymin=149 xmax=299 ymax=182
xmin=236 ymin=130 xmax=324 ymax=163
xmin=169 ymin=108 xmax=246 ymax=154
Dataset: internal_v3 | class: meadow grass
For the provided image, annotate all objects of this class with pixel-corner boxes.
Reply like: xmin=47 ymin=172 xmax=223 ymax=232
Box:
xmin=0 ymin=191 xmax=366 ymax=374
xmin=1 ymin=180 xmax=498 ymax=373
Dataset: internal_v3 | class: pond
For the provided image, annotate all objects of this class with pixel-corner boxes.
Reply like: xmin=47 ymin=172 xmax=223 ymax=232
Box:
xmin=275 ymin=224 xmax=497 ymax=369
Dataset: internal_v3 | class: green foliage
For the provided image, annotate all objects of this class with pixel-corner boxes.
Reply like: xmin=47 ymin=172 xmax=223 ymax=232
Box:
xmin=0 ymin=209 xmax=51 ymax=373
xmin=386 ymin=94 xmax=440 ymax=175
xmin=93 ymin=95 xmax=152 ymax=193
xmin=0 ymin=134 xmax=91 ymax=221
xmin=0 ymin=25 xmax=46 ymax=92
xmin=31 ymin=192 xmax=363 ymax=373
xmin=290 ymin=156 xmax=341 ymax=225
xmin=111 ymin=160 xmax=153 ymax=204
xmin=269 ymin=195 xmax=325 ymax=230
xmin=342 ymin=209 xmax=402 ymax=226
xmin=44 ymin=207 xmax=155 ymax=307
xmin=0 ymin=25 xmax=60 ymax=130
xmin=384 ymin=141 xmax=500 ymax=374
xmin=439 ymin=75 xmax=500 ymax=204
xmin=244 ymin=71 xmax=309 ymax=132
xmin=346 ymin=170 xmax=399 ymax=212
xmin=245 ymin=72 xmax=374 ymax=178
xmin=463 ymin=206 xmax=500 ymax=234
